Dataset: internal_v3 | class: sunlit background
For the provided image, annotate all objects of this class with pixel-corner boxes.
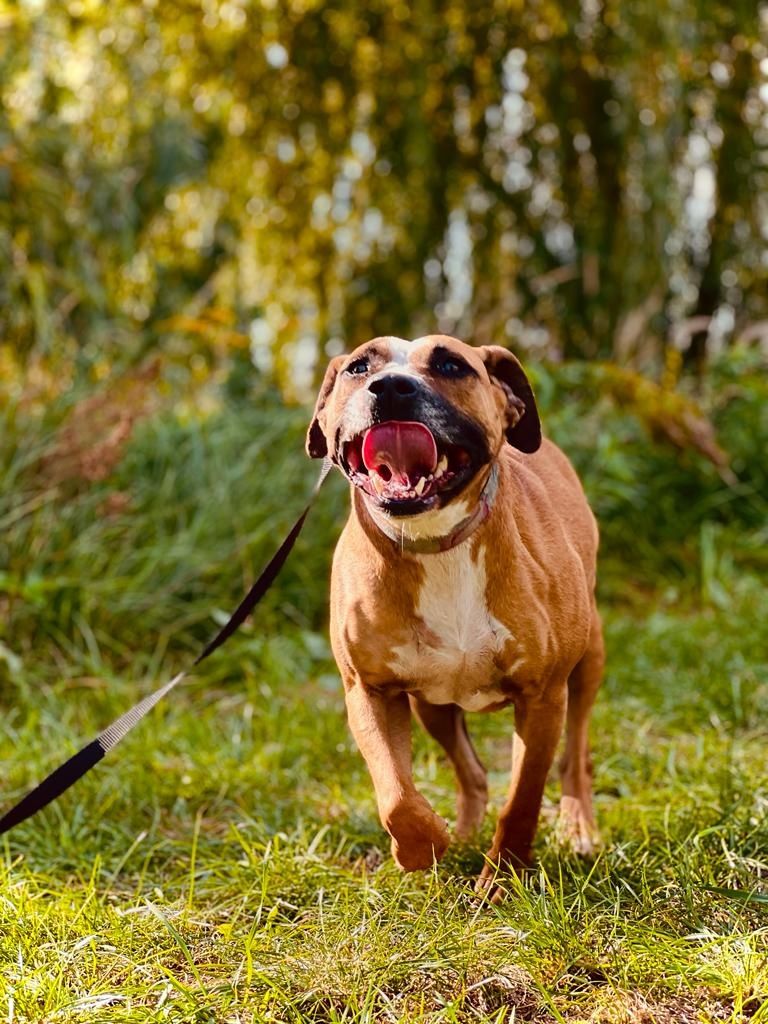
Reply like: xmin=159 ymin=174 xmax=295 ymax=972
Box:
xmin=2 ymin=0 xmax=767 ymax=402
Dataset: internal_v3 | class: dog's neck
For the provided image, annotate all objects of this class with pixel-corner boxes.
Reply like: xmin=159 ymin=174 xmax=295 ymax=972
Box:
xmin=358 ymin=462 xmax=500 ymax=555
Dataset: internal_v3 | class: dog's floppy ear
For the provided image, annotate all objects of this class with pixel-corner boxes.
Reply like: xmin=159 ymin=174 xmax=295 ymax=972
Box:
xmin=479 ymin=345 xmax=541 ymax=453
xmin=306 ymin=355 xmax=345 ymax=459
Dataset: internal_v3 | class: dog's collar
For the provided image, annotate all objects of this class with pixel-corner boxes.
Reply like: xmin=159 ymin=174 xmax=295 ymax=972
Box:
xmin=366 ymin=462 xmax=500 ymax=555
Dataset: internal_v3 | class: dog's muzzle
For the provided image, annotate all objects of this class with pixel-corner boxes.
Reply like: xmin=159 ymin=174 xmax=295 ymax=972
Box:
xmin=338 ymin=373 xmax=490 ymax=516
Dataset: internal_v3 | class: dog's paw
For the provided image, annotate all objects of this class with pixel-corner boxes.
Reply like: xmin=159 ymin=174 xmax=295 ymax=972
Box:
xmin=556 ymin=796 xmax=601 ymax=857
xmin=385 ymin=799 xmax=450 ymax=871
xmin=474 ymin=863 xmax=508 ymax=906
xmin=473 ymin=842 xmax=531 ymax=905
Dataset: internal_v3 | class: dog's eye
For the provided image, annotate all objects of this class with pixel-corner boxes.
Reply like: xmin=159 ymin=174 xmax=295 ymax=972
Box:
xmin=433 ymin=354 xmax=471 ymax=377
xmin=345 ymin=357 xmax=369 ymax=376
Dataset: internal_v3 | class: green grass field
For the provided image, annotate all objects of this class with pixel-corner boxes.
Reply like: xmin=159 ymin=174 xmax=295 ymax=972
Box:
xmin=1 ymin=371 xmax=766 ymax=1023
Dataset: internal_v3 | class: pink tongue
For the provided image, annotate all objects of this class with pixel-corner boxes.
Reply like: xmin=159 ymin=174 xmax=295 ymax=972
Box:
xmin=362 ymin=421 xmax=438 ymax=484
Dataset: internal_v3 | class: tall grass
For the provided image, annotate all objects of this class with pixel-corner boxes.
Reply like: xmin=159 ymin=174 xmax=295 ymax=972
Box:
xmin=1 ymin=351 xmax=766 ymax=1022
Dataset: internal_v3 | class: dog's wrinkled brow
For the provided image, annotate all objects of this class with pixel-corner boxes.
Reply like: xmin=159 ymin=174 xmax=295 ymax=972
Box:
xmin=344 ymin=342 xmax=383 ymax=367
xmin=349 ymin=338 xmax=409 ymax=370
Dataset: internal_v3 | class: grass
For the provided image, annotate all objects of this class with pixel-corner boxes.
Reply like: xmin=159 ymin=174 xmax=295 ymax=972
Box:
xmin=1 ymin=375 xmax=767 ymax=1023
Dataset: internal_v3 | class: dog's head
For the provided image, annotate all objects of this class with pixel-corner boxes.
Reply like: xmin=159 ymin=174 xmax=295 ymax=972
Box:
xmin=306 ymin=335 xmax=541 ymax=518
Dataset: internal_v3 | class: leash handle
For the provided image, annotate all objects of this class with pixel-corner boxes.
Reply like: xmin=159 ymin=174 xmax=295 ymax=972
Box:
xmin=0 ymin=458 xmax=333 ymax=838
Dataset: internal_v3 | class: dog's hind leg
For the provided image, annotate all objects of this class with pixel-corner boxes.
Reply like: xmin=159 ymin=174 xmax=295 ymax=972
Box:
xmin=558 ymin=606 xmax=604 ymax=856
xmin=410 ymin=697 xmax=488 ymax=839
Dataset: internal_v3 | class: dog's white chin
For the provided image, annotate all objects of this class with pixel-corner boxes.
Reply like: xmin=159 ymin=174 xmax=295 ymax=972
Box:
xmin=365 ymin=495 xmax=472 ymax=543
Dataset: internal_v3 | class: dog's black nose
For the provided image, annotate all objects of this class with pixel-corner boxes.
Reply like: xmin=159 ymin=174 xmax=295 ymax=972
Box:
xmin=367 ymin=374 xmax=419 ymax=400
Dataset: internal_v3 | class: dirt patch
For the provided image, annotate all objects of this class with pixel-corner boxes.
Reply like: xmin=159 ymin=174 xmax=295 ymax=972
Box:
xmin=462 ymin=965 xmax=554 ymax=1021
xmin=586 ymin=989 xmax=734 ymax=1023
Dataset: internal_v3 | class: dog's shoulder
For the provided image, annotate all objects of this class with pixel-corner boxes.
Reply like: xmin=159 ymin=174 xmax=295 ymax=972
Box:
xmin=502 ymin=437 xmax=598 ymax=569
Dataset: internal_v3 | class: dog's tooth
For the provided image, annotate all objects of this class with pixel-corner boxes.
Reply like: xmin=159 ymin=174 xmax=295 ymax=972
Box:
xmin=436 ymin=455 xmax=448 ymax=476
xmin=414 ymin=477 xmax=426 ymax=496
xmin=371 ymin=474 xmax=386 ymax=495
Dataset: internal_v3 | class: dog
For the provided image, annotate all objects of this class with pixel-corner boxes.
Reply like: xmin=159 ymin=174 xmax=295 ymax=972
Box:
xmin=306 ymin=335 xmax=603 ymax=898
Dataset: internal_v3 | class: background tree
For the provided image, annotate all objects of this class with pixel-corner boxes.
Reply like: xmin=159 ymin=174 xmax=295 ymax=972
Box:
xmin=1 ymin=0 xmax=766 ymax=396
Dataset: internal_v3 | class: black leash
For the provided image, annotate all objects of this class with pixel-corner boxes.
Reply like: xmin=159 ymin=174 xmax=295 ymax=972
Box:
xmin=0 ymin=458 xmax=332 ymax=837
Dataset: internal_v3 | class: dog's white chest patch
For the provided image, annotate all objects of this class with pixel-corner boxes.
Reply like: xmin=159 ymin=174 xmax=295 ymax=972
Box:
xmin=389 ymin=545 xmax=516 ymax=711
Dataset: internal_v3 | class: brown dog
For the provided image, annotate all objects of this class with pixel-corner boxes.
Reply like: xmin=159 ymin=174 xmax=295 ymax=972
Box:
xmin=307 ymin=335 xmax=603 ymax=897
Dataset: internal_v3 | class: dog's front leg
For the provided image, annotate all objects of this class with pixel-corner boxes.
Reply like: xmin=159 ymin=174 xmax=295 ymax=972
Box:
xmin=345 ymin=682 xmax=450 ymax=871
xmin=477 ymin=684 xmax=567 ymax=900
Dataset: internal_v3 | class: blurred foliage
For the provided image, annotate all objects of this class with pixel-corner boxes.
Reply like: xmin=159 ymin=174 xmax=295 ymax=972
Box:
xmin=530 ymin=345 xmax=768 ymax=589
xmin=1 ymin=0 xmax=767 ymax=398
xmin=1 ymin=345 xmax=765 ymax=677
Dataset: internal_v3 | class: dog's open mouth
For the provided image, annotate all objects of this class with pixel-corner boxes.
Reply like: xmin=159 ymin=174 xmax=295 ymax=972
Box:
xmin=341 ymin=421 xmax=474 ymax=513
